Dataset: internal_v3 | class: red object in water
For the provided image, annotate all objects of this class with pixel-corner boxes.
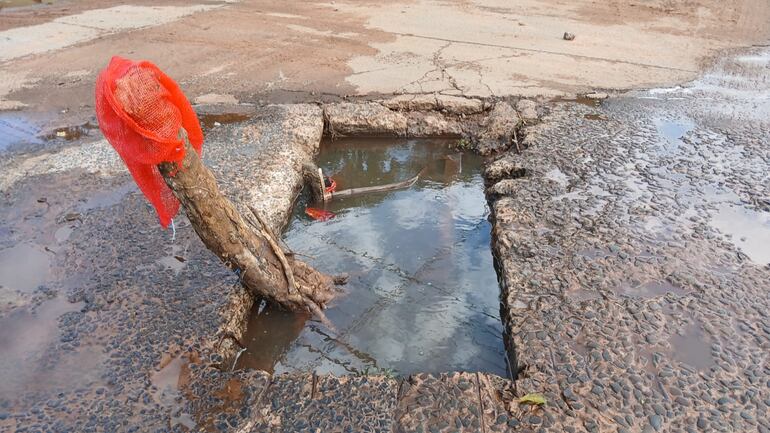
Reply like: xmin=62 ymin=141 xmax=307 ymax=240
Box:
xmin=94 ymin=56 xmax=203 ymax=228
xmin=324 ymin=176 xmax=337 ymax=194
xmin=305 ymin=207 xmax=335 ymax=221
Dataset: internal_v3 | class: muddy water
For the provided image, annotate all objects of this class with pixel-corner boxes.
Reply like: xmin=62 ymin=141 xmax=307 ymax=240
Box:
xmin=236 ymin=138 xmax=506 ymax=376
xmin=0 ymin=297 xmax=104 ymax=409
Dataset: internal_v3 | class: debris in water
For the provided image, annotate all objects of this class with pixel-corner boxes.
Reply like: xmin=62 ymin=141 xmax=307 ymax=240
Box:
xmin=305 ymin=207 xmax=335 ymax=221
xmin=324 ymin=176 xmax=337 ymax=193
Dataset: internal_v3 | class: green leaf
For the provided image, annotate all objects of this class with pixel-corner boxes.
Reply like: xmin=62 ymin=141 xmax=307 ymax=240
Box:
xmin=518 ymin=393 xmax=547 ymax=406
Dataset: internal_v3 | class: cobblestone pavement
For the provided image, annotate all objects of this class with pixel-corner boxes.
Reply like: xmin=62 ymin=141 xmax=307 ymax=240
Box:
xmin=487 ymin=47 xmax=770 ymax=432
xmin=184 ymin=368 xmax=513 ymax=433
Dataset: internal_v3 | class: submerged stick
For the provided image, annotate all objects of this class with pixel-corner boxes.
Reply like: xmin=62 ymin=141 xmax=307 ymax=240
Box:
xmin=329 ymin=168 xmax=426 ymax=200
xmin=158 ymin=130 xmax=338 ymax=313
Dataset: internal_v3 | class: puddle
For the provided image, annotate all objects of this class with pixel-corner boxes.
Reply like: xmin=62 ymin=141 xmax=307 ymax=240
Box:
xmin=236 ymin=138 xmax=506 ymax=376
xmin=235 ymin=302 xmax=309 ymax=372
xmin=44 ymin=123 xmax=98 ymax=141
xmin=0 ymin=243 xmax=51 ymax=292
xmin=151 ymin=355 xmax=196 ymax=430
xmin=0 ymin=297 xmax=104 ymax=409
xmin=615 ymin=279 xmax=688 ymax=298
xmin=710 ymin=203 xmax=770 ymax=265
xmin=0 ymin=112 xmax=95 ymax=154
xmin=668 ymin=318 xmax=714 ymax=370
xmin=0 ymin=113 xmax=43 ymax=153
xmin=54 ymin=226 xmax=74 ymax=243
xmin=198 ymin=113 xmax=251 ymax=130
xmin=78 ymin=182 xmax=135 ymax=211
xmin=653 ymin=118 xmax=694 ymax=153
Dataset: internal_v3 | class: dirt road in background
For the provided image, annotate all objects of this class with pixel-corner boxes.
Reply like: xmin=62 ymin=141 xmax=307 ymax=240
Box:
xmin=1 ymin=0 xmax=769 ymax=132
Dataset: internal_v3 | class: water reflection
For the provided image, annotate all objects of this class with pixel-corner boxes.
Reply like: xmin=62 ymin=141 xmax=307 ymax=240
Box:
xmin=236 ymin=138 xmax=506 ymax=376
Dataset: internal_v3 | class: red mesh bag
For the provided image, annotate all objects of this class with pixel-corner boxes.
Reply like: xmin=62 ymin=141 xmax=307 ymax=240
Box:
xmin=95 ymin=56 xmax=203 ymax=228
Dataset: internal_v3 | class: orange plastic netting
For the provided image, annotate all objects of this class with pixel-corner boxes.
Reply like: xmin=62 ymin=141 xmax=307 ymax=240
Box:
xmin=95 ymin=56 xmax=203 ymax=228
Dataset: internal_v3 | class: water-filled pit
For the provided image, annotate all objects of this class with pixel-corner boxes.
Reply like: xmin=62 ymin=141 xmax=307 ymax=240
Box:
xmin=235 ymin=137 xmax=507 ymax=376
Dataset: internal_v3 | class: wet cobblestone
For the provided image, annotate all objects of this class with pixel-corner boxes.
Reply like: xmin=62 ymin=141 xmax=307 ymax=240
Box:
xmin=488 ymin=48 xmax=770 ymax=432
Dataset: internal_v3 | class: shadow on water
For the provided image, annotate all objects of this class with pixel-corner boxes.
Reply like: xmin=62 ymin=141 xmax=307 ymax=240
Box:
xmin=236 ymin=137 xmax=507 ymax=376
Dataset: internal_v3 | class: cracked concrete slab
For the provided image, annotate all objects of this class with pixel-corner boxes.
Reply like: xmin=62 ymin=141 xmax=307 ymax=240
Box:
xmin=0 ymin=4 xmax=221 ymax=62
xmin=339 ymin=0 xmax=770 ymax=97
xmin=2 ymin=0 xmax=770 ymax=136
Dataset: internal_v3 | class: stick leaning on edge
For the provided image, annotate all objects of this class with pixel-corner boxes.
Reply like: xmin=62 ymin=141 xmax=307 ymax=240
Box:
xmin=157 ymin=128 xmax=339 ymax=323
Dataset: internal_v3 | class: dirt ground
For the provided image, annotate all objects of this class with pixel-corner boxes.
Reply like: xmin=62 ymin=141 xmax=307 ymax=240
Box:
xmin=1 ymin=0 xmax=770 ymax=131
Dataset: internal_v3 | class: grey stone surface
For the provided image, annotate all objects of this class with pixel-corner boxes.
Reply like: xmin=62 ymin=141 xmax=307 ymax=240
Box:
xmin=204 ymin=103 xmax=324 ymax=233
xmin=394 ymin=372 xmax=512 ymax=433
xmin=515 ymin=99 xmax=539 ymax=123
xmin=488 ymin=47 xmax=770 ymax=432
xmin=476 ymin=102 xmax=521 ymax=155
xmin=379 ymin=94 xmax=486 ymax=115
xmin=326 ymin=99 xmax=481 ymax=139
xmin=251 ymin=374 xmax=399 ymax=433
xmin=405 ymin=111 xmax=464 ymax=137
xmin=325 ymin=102 xmax=409 ymax=136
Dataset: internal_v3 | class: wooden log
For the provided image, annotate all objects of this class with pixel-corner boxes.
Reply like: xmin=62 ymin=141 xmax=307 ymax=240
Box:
xmin=158 ymin=131 xmax=337 ymax=313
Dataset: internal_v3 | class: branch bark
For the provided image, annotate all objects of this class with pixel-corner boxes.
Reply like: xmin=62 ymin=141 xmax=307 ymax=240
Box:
xmin=158 ymin=132 xmax=337 ymax=313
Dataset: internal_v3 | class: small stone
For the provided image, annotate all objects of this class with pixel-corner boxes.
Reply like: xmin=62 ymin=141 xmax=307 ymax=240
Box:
xmin=563 ymin=388 xmax=579 ymax=401
xmin=515 ymin=99 xmax=538 ymax=122
xmin=652 ymin=403 xmax=665 ymax=415
xmin=563 ymin=32 xmax=576 ymax=41
xmin=528 ymin=415 xmax=542 ymax=425
xmin=650 ymin=415 xmax=662 ymax=431
xmin=585 ymin=92 xmax=609 ymax=100
xmin=696 ymin=416 xmax=707 ymax=430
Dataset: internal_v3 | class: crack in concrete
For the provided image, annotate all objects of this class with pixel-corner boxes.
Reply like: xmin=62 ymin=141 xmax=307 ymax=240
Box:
xmin=392 ymin=32 xmax=698 ymax=73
